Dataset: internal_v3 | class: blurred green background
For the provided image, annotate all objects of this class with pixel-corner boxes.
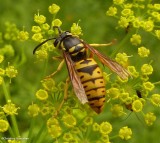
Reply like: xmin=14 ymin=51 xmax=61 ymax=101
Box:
xmin=0 ymin=0 xmax=160 ymax=143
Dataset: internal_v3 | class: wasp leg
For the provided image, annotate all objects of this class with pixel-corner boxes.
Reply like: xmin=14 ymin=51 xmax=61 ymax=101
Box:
xmin=89 ymin=41 xmax=115 ymax=58
xmin=52 ymin=56 xmax=63 ymax=61
xmin=54 ymin=77 xmax=70 ymax=117
xmin=90 ymin=39 xmax=116 ymax=47
xmin=45 ymin=59 xmax=65 ymax=79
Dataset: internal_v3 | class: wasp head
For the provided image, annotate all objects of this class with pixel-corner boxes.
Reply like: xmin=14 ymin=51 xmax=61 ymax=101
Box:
xmin=33 ymin=26 xmax=72 ymax=54
xmin=53 ymin=27 xmax=72 ymax=49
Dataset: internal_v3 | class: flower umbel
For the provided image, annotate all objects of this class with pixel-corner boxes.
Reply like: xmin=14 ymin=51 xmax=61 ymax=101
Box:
xmin=71 ymin=23 xmax=83 ymax=36
xmin=111 ymin=104 xmax=124 ymax=117
xmin=150 ymin=94 xmax=160 ymax=107
xmin=141 ymin=64 xmax=153 ymax=76
xmin=119 ymin=126 xmax=132 ymax=140
xmin=28 ymin=103 xmax=40 ymax=117
xmin=17 ymin=30 xmax=29 ymax=41
xmin=99 ymin=122 xmax=112 ymax=135
xmin=47 ymin=117 xmax=62 ymax=138
xmin=138 ymin=47 xmax=150 ymax=57
xmin=48 ymin=3 xmax=60 ymax=14
xmin=5 ymin=65 xmax=18 ymax=78
xmin=0 ymin=119 xmax=9 ymax=132
xmin=130 ymin=34 xmax=141 ymax=46
xmin=36 ymin=89 xmax=48 ymax=100
xmin=132 ymin=99 xmax=143 ymax=112
xmin=62 ymin=114 xmax=76 ymax=128
xmin=34 ymin=14 xmax=46 ymax=24
xmin=3 ymin=101 xmax=19 ymax=115
xmin=144 ymin=112 xmax=156 ymax=126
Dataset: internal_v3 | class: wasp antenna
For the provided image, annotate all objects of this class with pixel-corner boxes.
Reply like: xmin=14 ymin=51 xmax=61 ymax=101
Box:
xmin=33 ymin=38 xmax=56 ymax=54
xmin=53 ymin=26 xmax=62 ymax=34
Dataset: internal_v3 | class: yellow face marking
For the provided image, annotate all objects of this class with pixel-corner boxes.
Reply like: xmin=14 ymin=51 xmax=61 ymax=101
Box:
xmin=61 ymin=42 xmax=66 ymax=51
xmin=72 ymin=52 xmax=78 ymax=56
xmin=77 ymin=43 xmax=83 ymax=47
xmin=80 ymin=48 xmax=85 ymax=53
xmin=69 ymin=46 xmax=75 ymax=53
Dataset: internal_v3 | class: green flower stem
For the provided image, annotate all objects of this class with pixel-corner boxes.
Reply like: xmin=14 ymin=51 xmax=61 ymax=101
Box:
xmin=0 ymin=134 xmax=7 ymax=143
xmin=2 ymin=79 xmax=10 ymax=101
xmin=153 ymin=81 xmax=160 ymax=85
xmin=27 ymin=118 xmax=35 ymax=143
xmin=109 ymin=134 xmax=119 ymax=140
xmin=10 ymin=115 xmax=20 ymax=137
xmin=34 ymin=121 xmax=47 ymax=143
xmin=2 ymin=79 xmax=20 ymax=137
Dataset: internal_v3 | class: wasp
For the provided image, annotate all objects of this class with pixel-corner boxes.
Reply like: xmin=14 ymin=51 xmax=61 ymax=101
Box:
xmin=33 ymin=26 xmax=130 ymax=114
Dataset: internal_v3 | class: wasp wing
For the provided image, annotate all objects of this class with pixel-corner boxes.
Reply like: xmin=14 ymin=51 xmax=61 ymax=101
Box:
xmin=82 ymin=42 xmax=130 ymax=79
xmin=63 ymin=52 xmax=88 ymax=104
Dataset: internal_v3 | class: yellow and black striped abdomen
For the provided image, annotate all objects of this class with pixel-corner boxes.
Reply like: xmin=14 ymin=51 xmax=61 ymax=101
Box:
xmin=75 ymin=58 xmax=106 ymax=114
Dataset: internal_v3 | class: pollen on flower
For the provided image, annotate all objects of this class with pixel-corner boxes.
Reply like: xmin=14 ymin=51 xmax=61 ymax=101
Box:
xmin=47 ymin=117 xmax=62 ymax=138
xmin=62 ymin=114 xmax=76 ymax=128
xmin=42 ymin=78 xmax=56 ymax=91
xmin=32 ymin=33 xmax=43 ymax=42
xmin=133 ymin=18 xmax=141 ymax=28
xmin=93 ymin=122 xmax=100 ymax=131
xmin=99 ymin=122 xmax=112 ymax=135
xmin=0 ymin=119 xmax=9 ymax=132
xmin=150 ymin=94 xmax=160 ymax=107
xmin=124 ymin=97 xmax=133 ymax=105
xmin=63 ymin=132 xmax=73 ymax=141
xmin=110 ymin=104 xmax=124 ymax=117
xmin=119 ymin=92 xmax=129 ymax=102
xmin=42 ymin=23 xmax=50 ymax=31
xmin=155 ymin=30 xmax=160 ymax=39
xmin=127 ymin=66 xmax=139 ymax=78
xmin=144 ymin=112 xmax=156 ymax=126
xmin=0 ymin=68 xmax=5 ymax=76
xmin=5 ymin=65 xmax=18 ymax=78
xmin=106 ymin=6 xmax=117 ymax=16
xmin=51 ymin=19 xmax=62 ymax=27
xmin=34 ymin=14 xmax=46 ymax=24
xmin=142 ymin=20 xmax=154 ymax=32
xmin=143 ymin=81 xmax=155 ymax=91
xmin=48 ymin=3 xmax=60 ymax=14
xmin=35 ymin=49 xmax=48 ymax=60
xmin=113 ymin=0 xmax=124 ymax=5
xmin=121 ymin=9 xmax=134 ymax=17
xmin=118 ymin=16 xmax=129 ymax=28
xmin=2 ymin=44 xmax=15 ymax=57
xmin=31 ymin=26 xmax=42 ymax=33
xmin=0 ymin=55 xmax=4 ymax=63
xmin=28 ymin=103 xmax=40 ymax=117
xmin=130 ymin=34 xmax=141 ymax=46
xmin=132 ymin=99 xmax=143 ymax=112
xmin=3 ymin=101 xmax=20 ymax=115
xmin=35 ymin=89 xmax=48 ymax=100
xmin=153 ymin=4 xmax=160 ymax=10
xmin=119 ymin=126 xmax=132 ymax=140
xmin=141 ymin=64 xmax=153 ymax=75
xmin=0 ymin=76 xmax=3 ymax=85
xmin=71 ymin=23 xmax=83 ymax=36
xmin=101 ymin=134 xmax=110 ymax=143
xmin=108 ymin=87 xmax=120 ymax=99
xmin=40 ymin=106 xmax=50 ymax=116
xmin=17 ymin=31 xmax=29 ymax=41
xmin=115 ymin=52 xmax=128 ymax=67
xmin=83 ymin=116 xmax=93 ymax=126
xmin=138 ymin=46 xmax=150 ymax=57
